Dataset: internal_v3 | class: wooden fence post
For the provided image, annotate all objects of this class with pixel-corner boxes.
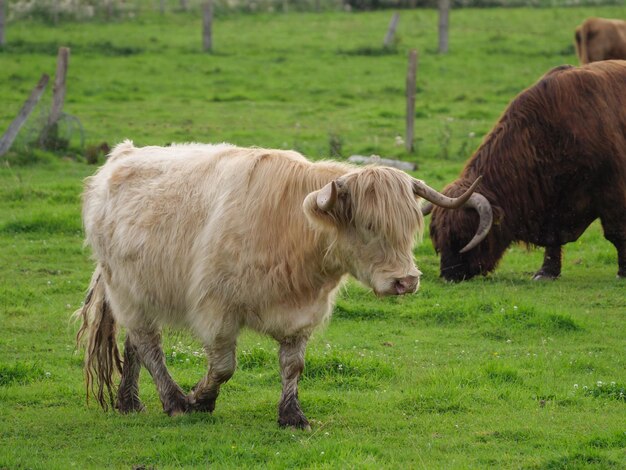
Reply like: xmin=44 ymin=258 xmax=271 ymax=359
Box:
xmin=0 ymin=75 xmax=50 ymax=157
xmin=48 ymin=47 xmax=70 ymax=127
xmin=202 ymin=1 xmax=213 ymax=52
xmin=39 ymin=47 xmax=69 ymax=148
xmin=0 ymin=0 xmax=6 ymax=47
xmin=104 ymin=0 xmax=114 ymax=20
xmin=405 ymin=49 xmax=418 ymax=154
xmin=384 ymin=12 xmax=400 ymax=49
xmin=438 ymin=0 xmax=449 ymax=54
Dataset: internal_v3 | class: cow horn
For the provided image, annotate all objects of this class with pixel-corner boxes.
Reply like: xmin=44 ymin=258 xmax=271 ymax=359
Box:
xmin=316 ymin=180 xmax=338 ymax=212
xmin=421 ymin=202 xmax=433 ymax=216
xmin=459 ymin=193 xmax=493 ymax=253
xmin=412 ymin=176 xmax=482 ymax=209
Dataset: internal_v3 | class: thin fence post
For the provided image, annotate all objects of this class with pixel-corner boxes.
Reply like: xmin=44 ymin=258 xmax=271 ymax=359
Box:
xmin=0 ymin=75 xmax=50 ymax=157
xmin=202 ymin=1 xmax=213 ymax=52
xmin=159 ymin=0 xmax=166 ymax=14
xmin=438 ymin=0 xmax=450 ymax=54
xmin=39 ymin=47 xmax=70 ymax=148
xmin=384 ymin=12 xmax=400 ymax=49
xmin=180 ymin=0 xmax=189 ymax=11
xmin=0 ymin=0 xmax=5 ymax=47
xmin=105 ymin=0 xmax=114 ymax=20
xmin=48 ymin=47 xmax=70 ymax=127
xmin=405 ymin=49 xmax=418 ymax=154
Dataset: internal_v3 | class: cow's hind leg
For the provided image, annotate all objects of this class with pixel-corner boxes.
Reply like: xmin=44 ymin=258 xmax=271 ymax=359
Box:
xmin=116 ymin=334 xmax=145 ymax=413
xmin=601 ymin=223 xmax=626 ymax=278
xmin=533 ymin=245 xmax=562 ymax=280
xmin=188 ymin=335 xmax=237 ymax=413
xmin=129 ymin=328 xmax=189 ymax=416
xmin=277 ymin=335 xmax=310 ymax=430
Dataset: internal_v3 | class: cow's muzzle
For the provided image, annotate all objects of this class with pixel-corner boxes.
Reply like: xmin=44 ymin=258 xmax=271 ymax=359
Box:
xmin=391 ymin=274 xmax=419 ymax=295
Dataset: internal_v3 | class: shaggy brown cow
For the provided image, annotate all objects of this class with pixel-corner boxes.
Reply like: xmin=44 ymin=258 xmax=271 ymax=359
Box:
xmin=427 ymin=60 xmax=626 ymax=282
xmin=575 ymin=17 xmax=626 ymax=64
xmin=75 ymin=141 xmax=480 ymax=429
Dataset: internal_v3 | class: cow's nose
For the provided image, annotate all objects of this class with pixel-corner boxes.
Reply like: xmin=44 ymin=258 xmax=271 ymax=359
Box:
xmin=393 ymin=274 xmax=419 ymax=295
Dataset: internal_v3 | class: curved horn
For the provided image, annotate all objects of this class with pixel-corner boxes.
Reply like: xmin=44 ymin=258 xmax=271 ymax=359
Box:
xmin=421 ymin=202 xmax=433 ymax=216
xmin=459 ymin=193 xmax=493 ymax=253
xmin=412 ymin=176 xmax=482 ymax=209
xmin=316 ymin=180 xmax=338 ymax=212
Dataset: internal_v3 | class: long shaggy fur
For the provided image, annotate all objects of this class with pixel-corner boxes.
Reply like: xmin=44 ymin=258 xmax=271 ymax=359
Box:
xmin=76 ymin=141 xmax=426 ymax=418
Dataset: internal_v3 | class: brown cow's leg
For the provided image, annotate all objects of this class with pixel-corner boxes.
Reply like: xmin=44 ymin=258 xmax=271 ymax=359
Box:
xmin=188 ymin=336 xmax=237 ymax=413
xmin=533 ymin=246 xmax=562 ymax=280
xmin=116 ymin=334 xmax=145 ymax=413
xmin=600 ymin=221 xmax=626 ymax=278
xmin=277 ymin=335 xmax=310 ymax=430
xmin=129 ymin=329 xmax=189 ymax=416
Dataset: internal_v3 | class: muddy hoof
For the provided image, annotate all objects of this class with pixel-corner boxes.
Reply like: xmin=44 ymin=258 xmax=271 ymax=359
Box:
xmin=278 ymin=412 xmax=310 ymax=431
xmin=116 ymin=398 xmax=145 ymax=414
xmin=164 ymin=396 xmax=190 ymax=416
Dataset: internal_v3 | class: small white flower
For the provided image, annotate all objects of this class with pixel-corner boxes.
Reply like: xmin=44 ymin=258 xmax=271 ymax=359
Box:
xmin=574 ymin=384 xmax=579 ymax=389
xmin=597 ymin=381 xmax=603 ymax=387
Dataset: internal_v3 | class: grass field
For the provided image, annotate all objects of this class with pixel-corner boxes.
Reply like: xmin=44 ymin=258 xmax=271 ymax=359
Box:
xmin=1 ymin=5 xmax=625 ymax=469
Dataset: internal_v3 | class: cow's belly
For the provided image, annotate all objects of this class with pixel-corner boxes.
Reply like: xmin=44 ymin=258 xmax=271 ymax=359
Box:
xmin=526 ymin=212 xmax=596 ymax=246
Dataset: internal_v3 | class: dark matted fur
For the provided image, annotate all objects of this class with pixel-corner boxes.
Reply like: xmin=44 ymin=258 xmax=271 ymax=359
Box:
xmin=430 ymin=60 xmax=626 ymax=281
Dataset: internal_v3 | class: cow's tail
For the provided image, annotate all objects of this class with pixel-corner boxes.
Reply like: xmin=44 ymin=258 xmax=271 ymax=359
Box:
xmin=73 ymin=265 xmax=122 ymax=411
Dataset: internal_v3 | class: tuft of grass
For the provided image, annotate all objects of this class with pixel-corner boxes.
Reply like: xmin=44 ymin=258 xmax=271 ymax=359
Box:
xmin=484 ymin=363 xmax=522 ymax=385
xmin=0 ymin=363 xmax=46 ymax=387
xmin=0 ymin=212 xmax=82 ymax=234
xmin=583 ymin=382 xmax=626 ymax=402
xmin=536 ymin=451 xmax=621 ymax=470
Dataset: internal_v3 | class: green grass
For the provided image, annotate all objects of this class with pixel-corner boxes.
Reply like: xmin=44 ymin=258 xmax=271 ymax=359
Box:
xmin=1 ymin=6 xmax=625 ymax=469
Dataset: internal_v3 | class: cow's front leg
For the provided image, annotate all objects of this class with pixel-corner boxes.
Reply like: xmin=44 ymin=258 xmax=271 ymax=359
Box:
xmin=188 ymin=336 xmax=237 ymax=413
xmin=533 ymin=245 xmax=562 ymax=280
xmin=277 ymin=335 xmax=310 ymax=430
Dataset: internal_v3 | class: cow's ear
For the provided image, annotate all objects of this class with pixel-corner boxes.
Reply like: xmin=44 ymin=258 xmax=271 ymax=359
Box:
xmin=303 ymin=180 xmax=344 ymax=230
xmin=316 ymin=181 xmax=338 ymax=212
